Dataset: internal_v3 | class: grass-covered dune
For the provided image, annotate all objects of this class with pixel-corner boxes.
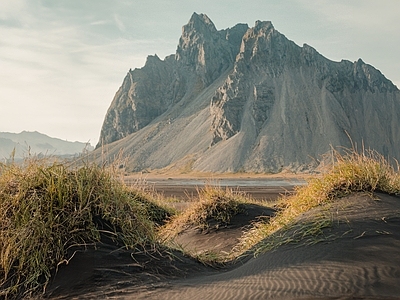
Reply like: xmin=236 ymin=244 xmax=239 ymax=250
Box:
xmin=0 ymin=158 xmax=171 ymax=299
xmin=159 ymin=184 xmax=275 ymax=263
xmin=1 ymin=149 xmax=400 ymax=299
xmin=159 ymin=149 xmax=400 ymax=263
xmin=234 ymin=149 xmax=400 ymax=256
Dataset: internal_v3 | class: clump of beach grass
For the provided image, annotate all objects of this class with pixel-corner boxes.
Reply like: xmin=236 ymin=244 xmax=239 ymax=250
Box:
xmin=0 ymin=157 xmax=169 ymax=299
xmin=159 ymin=184 xmax=251 ymax=242
xmin=234 ymin=149 xmax=400 ymax=257
xmin=125 ymin=176 xmax=178 ymax=222
xmin=158 ymin=183 xmax=261 ymax=265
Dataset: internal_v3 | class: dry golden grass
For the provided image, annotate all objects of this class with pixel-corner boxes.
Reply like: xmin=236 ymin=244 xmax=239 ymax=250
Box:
xmin=234 ymin=149 xmax=400 ymax=257
xmin=158 ymin=184 xmax=254 ymax=241
xmin=2 ymin=148 xmax=399 ymax=297
xmin=157 ymin=183 xmax=265 ymax=265
xmin=0 ymin=157 xmax=169 ymax=299
xmin=159 ymin=149 xmax=400 ymax=263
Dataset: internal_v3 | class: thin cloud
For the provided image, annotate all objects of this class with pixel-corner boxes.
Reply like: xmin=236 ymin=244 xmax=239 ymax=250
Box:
xmin=90 ymin=20 xmax=110 ymax=26
xmin=113 ymin=14 xmax=126 ymax=32
xmin=0 ymin=8 xmax=171 ymax=143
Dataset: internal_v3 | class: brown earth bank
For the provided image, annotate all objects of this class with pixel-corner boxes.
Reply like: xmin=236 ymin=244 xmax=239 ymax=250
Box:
xmin=44 ymin=192 xmax=400 ymax=299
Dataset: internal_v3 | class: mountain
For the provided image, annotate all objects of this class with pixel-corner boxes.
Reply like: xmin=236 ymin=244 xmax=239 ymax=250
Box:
xmin=0 ymin=131 xmax=93 ymax=160
xmin=96 ymin=13 xmax=400 ymax=173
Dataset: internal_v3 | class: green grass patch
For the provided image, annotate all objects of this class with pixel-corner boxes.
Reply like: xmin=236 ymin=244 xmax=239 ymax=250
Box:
xmin=0 ymin=158 xmax=170 ymax=298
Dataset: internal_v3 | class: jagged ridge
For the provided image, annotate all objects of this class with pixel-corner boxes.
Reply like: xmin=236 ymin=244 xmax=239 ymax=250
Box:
xmin=96 ymin=13 xmax=400 ymax=173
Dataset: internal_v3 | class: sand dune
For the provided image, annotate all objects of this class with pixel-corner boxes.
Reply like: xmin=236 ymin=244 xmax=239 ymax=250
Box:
xmin=129 ymin=193 xmax=400 ymax=300
xmin=45 ymin=191 xmax=400 ymax=299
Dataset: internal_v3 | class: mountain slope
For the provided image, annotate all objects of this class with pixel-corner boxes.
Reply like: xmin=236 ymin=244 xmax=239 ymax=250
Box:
xmin=0 ymin=131 xmax=93 ymax=160
xmin=96 ymin=13 xmax=400 ymax=173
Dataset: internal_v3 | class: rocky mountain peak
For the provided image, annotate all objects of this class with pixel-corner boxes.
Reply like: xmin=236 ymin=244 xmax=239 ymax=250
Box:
xmin=254 ymin=20 xmax=274 ymax=34
xmin=97 ymin=14 xmax=400 ymax=173
xmin=176 ymin=13 xmax=242 ymax=86
xmin=240 ymin=20 xmax=275 ymax=46
xmin=186 ymin=12 xmax=217 ymax=34
xmin=222 ymin=23 xmax=249 ymax=47
xmin=237 ymin=20 xmax=295 ymax=73
xmin=144 ymin=54 xmax=162 ymax=66
xmin=176 ymin=13 xmax=218 ymax=59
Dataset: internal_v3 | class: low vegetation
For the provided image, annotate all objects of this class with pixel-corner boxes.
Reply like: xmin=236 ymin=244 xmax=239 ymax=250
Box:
xmin=234 ymin=149 xmax=400 ymax=256
xmin=158 ymin=184 xmax=266 ymax=265
xmin=0 ymin=158 xmax=170 ymax=299
xmin=1 ymin=149 xmax=399 ymax=297
xmin=159 ymin=184 xmax=250 ymax=240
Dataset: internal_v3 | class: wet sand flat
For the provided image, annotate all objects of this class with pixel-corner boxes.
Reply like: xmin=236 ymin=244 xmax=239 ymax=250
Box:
xmin=124 ymin=176 xmax=305 ymax=200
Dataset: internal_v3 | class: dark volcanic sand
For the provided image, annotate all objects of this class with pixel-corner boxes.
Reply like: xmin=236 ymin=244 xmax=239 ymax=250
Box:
xmin=44 ymin=184 xmax=400 ymax=300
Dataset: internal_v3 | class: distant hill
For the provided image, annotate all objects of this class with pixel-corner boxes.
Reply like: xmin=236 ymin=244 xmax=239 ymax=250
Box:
xmin=0 ymin=131 xmax=93 ymax=160
xmin=95 ymin=13 xmax=400 ymax=173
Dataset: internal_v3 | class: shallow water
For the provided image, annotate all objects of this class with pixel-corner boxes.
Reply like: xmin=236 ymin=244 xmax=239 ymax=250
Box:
xmin=146 ymin=178 xmax=306 ymax=187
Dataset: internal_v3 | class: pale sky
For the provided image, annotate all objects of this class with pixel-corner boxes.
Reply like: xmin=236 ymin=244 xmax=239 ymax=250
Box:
xmin=1 ymin=0 xmax=399 ymax=145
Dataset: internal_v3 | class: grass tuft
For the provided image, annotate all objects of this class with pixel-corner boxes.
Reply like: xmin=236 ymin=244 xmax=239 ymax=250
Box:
xmin=159 ymin=184 xmax=248 ymax=242
xmin=0 ymin=157 xmax=167 ymax=298
xmin=234 ymin=149 xmax=400 ymax=257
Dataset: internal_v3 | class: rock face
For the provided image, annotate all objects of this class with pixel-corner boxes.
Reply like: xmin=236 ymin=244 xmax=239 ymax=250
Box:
xmin=98 ymin=13 xmax=248 ymax=146
xmin=97 ymin=13 xmax=400 ymax=173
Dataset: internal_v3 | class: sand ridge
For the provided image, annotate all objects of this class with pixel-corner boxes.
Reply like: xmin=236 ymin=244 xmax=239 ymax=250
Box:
xmin=44 ymin=191 xmax=400 ymax=299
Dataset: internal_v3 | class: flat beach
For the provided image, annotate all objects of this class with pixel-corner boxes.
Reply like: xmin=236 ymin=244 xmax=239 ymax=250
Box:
xmin=124 ymin=172 xmax=307 ymax=200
